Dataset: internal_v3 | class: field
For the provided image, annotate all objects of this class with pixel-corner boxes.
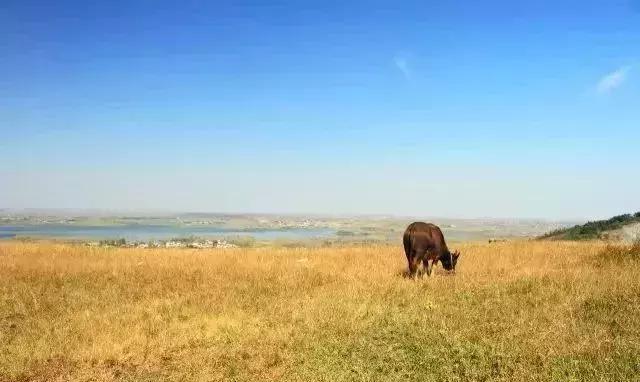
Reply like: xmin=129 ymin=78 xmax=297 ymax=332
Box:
xmin=1 ymin=241 xmax=639 ymax=381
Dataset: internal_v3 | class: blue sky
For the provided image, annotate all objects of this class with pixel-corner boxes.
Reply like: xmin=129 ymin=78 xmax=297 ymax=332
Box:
xmin=1 ymin=0 xmax=639 ymax=219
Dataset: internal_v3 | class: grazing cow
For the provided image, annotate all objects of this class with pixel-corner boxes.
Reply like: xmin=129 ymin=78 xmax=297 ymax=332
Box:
xmin=403 ymin=222 xmax=460 ymax=277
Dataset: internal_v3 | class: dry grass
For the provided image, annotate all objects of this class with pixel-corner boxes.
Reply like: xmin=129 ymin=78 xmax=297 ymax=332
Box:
xmin=1 ymin=240 xmax=639 ymax=381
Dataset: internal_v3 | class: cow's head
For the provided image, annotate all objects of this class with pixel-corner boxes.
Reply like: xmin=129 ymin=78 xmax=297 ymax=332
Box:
xmin=452 ymin=250 xmax=460 ymax=270
xmin=441 ymin=250 xmax=461 ymax=272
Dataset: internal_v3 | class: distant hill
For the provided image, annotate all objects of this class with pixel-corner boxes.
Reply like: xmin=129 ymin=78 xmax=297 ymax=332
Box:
xmin=539 ymin=212 xmax=640 ymax=241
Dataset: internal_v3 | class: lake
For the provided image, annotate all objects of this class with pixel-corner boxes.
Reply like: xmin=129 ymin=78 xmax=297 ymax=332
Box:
xmin=0 ymin=224 xmax=336 ymax=241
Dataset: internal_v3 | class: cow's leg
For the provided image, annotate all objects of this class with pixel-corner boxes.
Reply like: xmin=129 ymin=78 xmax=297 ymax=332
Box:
xmin=414 ymin=251 xmax=427 ymax=278
xmin=407 ymin=251 xmax=419 ymax=277
xmin=427 ymin=260 xmax=434 ymax=276
xmin=411 ymin=255 xmax=421 ymax=279
xmin=428 ymin=257 xmax=439 ymax=276
xmin=422 ymin=257 xmax=432 ymax=277
xmin=404 ymin=241 xmax=413 ymax=277
xmin=422 ymin=251 xmax=435 ymax=277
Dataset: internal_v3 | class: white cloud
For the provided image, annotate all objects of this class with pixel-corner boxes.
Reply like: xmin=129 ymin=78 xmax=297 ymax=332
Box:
xmin=394 ymin=55 xmax=411 ymax=80
xmin=596 ymin=66 xmax=630 ymax=94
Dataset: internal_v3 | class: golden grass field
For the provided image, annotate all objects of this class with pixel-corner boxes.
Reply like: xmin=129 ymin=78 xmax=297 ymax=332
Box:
xmin=1 ymin=240 xmax=639 ymax=381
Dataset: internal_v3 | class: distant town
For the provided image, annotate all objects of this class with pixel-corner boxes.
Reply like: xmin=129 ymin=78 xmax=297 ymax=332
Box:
xmin=0 ymin=210 xmax=577 ymax=244
xmin=87 ymin=238 xmax=238 ymax=249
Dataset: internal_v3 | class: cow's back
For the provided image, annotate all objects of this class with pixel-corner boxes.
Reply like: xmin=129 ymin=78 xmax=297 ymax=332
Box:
xmin=403 ymin=222 xmax=447 ymax=253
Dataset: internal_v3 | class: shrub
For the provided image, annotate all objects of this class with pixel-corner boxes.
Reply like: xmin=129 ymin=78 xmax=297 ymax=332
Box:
xmin=99 ymin=238 xmax=126 ymax=246
xmin=540 ymin=212 xmax=640 ymax=240
xmin=226 ymin=236 xmax=256 ymax=248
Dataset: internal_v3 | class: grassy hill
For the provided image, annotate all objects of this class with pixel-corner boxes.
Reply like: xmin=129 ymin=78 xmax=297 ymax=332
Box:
xmin=1 ymin=241 xmax=639 ymax=381
xmin=539 ymin=212 xmax=640 ymax=240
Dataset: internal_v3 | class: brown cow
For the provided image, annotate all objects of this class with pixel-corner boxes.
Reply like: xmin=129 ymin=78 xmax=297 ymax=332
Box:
xmin=403 ymin=222 xmax=460 ymax=277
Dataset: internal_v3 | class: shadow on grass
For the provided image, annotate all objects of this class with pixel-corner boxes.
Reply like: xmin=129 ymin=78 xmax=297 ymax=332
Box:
xmin=397 ymin=268 xmax=456 ymax=279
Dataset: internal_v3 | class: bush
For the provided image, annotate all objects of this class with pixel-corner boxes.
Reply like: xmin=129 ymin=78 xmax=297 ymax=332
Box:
xmin=225 ymin=236 xmax=256 ymax=248
xmin=540 ymin=212 xmax=640 ymax=240
xmin=99 ymin=238 xmax=126 ymax=246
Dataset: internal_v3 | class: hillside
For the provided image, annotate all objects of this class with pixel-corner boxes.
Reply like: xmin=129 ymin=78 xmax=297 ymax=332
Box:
xmin=2 ymin=241 xmax=639 ymax=381
xmin=539 ymin=212 xmax=640 ymax=241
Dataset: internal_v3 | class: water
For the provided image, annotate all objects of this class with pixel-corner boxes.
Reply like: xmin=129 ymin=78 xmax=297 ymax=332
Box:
xmin=0 ymin=224 xmax=336 ymax=241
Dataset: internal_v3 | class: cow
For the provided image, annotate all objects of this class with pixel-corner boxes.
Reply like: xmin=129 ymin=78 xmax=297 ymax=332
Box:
xmin=403 ymin=222 xmax=460 ymax=277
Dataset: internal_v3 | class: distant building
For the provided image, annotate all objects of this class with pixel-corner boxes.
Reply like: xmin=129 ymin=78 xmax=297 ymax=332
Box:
xmin=215 ymin=240 xmax=238 ymax=249
xmin=188 ymin=240 xmax=215 ymax=249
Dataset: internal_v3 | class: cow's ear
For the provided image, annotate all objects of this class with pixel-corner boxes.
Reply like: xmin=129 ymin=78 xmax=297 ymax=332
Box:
xmin=453 ymin=251 xmax=460 ymax=259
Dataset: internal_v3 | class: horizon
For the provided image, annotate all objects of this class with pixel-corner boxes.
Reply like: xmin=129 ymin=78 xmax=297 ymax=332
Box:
xmin=0 ymin=206 xmax=605 ymax=223
xmin=2 ymin=1 xmax=639 ymax=219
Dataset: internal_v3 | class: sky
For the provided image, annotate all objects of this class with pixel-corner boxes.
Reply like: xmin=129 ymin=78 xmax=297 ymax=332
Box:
xmin=1 ymin=0 xmax=639 ymax=220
